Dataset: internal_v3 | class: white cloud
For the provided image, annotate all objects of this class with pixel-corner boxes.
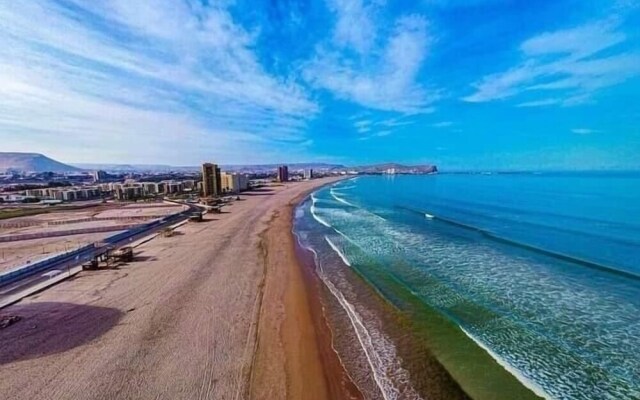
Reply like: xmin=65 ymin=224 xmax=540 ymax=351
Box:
xmin=520 ymin=22 xmax=625 ymax=58
xmin=305 ymin=3 xmax=437 ymax=114
xmin=463 ymin=20 xmax=640 ymax=106
xmin=0 ymin=1 xmax=318 ymax=164
xmin=329 ymin=0 xmax=377 ymax=54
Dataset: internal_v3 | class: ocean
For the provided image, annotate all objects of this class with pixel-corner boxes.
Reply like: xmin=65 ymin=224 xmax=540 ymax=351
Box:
xmin=293 ymin=173 xmax=640 ymax=400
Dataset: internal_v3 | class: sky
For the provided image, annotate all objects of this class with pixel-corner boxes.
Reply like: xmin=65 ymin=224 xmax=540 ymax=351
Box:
xmin=1 ymin=0 xmax=639 ymax=170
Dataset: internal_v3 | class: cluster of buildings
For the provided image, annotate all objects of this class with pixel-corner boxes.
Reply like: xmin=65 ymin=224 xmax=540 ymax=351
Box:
xmin=24 ymin=186 xmax=101 ymax=202
xmin=277 ymin=166 xmax=314 ymax=182
xmin=2 ymin=162 xmax=313 ymax=204
xmin=202 ymin=163 xmax=249 ymax=197
xmin=103 ymin=180 xmax=197 ymax=201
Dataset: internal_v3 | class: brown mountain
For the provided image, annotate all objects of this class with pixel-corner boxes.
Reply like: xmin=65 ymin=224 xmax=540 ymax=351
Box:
xmin=0 ymin=152 xmax=82 ymax=173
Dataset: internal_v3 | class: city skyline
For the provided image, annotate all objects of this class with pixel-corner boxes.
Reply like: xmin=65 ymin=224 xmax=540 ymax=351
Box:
xmin=1 ymin=1 xmax=639 ymax=170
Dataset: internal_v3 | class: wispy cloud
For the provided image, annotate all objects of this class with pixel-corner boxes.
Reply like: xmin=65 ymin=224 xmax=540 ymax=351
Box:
xmin=352 ymin=115 xmax=416 ymax=139
xmin=572 ymin=128 xmax=600 ymax=135
xmin=0 ymin=1 xmax=318 ymax=164
xmin=304 ymin=2 xmax=438 ymax=114
xmin=432 ymin=121 xmax=454 ymax=128
xmin=463 ymin=19 xmax=640 ymax=106
xmin=329 ymin=0 xmax=377 ymax=54
xmin=516 ymin=98 xmax=562 ymax=108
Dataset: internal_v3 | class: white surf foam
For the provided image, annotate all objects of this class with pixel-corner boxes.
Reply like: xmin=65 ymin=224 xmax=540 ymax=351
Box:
xmin=308 ymin=244 xmax=420 ymax=400
xmin=325 ymin=236 xmax=352 ymax=266
xmin=334 ymin=185 xmax=356 ymax=191
xmin=310 ymin=193 xmax=332 ymax=228
xmin=294 ymin=221 xmax=421 ymax=399
xmin=424 ymin=213 xmax=435 ymax=220
xmin=460 ymin=327 xmax=553 ymax=400
xmin=330 ymin=188 xmax=357 ymax=207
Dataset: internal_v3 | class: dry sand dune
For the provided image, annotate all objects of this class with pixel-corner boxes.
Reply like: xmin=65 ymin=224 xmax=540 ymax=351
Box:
xmin=0 ymin=177 xmax=348 ymax=400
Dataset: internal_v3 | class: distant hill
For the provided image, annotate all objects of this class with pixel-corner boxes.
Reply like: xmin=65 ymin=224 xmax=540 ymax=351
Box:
xmin=73 ymin=163 xmax=198 ymax=173
xmin=0 ymin=152 xmax=82 ymax=173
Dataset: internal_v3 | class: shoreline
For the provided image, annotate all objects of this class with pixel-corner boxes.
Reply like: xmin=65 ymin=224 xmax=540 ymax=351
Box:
xmin=250 ymin=177 xmax=361 ymax=400
xmin=459 ymin=327 xmax=550 ymax=399
xmin=0 ymin=177 xmax=546 ymax=399
xmin=292 ymin=182 xmax=544 ymax=400
xmin=0 ymin=178 xmax=349 ymax=400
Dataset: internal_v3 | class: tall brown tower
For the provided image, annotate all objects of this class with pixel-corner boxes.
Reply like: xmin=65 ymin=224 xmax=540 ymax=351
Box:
xmin=202 ymin=163 xmax=221 ymax=197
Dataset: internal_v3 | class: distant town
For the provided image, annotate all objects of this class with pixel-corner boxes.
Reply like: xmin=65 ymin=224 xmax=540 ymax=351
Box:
xmin=0 ymin=152 xmax=437 ymax=205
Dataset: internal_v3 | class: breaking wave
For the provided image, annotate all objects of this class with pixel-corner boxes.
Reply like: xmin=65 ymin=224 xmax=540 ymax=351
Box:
xmin=310 ymin=193 xmax=332 ymax=228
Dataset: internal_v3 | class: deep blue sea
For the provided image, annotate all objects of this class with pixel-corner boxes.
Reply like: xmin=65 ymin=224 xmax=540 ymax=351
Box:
xmin=294 ymin=173 xmax=640 ymax=399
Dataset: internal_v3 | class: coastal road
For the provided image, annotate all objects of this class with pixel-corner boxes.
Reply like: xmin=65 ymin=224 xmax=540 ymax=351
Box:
xmin=0 ymin=179 xmax=341 ymax=400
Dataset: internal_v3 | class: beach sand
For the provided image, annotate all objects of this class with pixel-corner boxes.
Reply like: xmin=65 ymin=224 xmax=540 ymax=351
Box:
xmin=0 ymin=177 xmax=351 ymax=400
xmin=250 ymin=188 xmax=363 ymax=400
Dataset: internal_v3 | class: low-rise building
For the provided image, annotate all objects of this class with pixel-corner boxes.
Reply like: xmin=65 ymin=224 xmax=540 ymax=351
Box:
xmin=221 ymin=172 xmax=249 ymax=193
xmin=115 ymin=185 xmax=144 ymax=201
xmin=141 ymin=182 xmax=159 ymax=195
xmin=164 ymin=180 xmax=184 ymax=195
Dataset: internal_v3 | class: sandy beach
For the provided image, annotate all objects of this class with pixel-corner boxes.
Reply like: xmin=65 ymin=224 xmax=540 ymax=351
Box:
xmin=0 ymin=177 xmax=350 ymax=400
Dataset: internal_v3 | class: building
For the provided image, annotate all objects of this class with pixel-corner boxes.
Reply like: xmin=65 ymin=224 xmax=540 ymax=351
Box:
xmin=221 ymin=172 xmax=249 ymax=193
xmin=277 ymin=165 xmax=289 ymax=182
xmin=304 ymin=169 xmax=313 ymax=180
xmin=25 ymin=188 xmax=51 ymax=198
xmin=202 ymin=163 xmax=222 ymax=197
xmin=92 ymin=170 xmax=108 ymax=182
xmin=164 ymin=180 xmax=184 ymax=195
xmin=183 ymin=179 xmax=196 ymax=191
xmin=114 ymin=185 xmax=143 ymax=201
xmin=141 ymin=182 xmax=159 ymax=195
xmin=48 ymin=187 xmax=101 ymax=202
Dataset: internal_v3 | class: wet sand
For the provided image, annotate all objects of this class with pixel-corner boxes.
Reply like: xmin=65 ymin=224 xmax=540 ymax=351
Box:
xmin=0 ymin=177 xmax=352 ymax=400
xmin=250 ymin=188 xmax=363 ymax=400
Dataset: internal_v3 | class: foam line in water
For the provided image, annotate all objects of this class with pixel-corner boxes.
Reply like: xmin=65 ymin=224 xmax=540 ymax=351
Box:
xmin=460 ymin=327 xmax=552 ymax=400
xmin=330 ymin=188 xmax=357 ymax=207
xmin=310 ymin=193 xmax=332 ymax=228
xmin=413 ymin=201 xmax=640 ymax=248
xmin=325 ymin=236 xmax=352 ymax=266
xmin=424 ymin=213 xmax=435 ymax=220
xmin=397 ymin=205 xmax=640 ymax=281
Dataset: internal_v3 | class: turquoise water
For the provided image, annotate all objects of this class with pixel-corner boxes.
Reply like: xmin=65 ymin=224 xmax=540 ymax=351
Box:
xmin=294 ymin=173 xmax=640 ymax=399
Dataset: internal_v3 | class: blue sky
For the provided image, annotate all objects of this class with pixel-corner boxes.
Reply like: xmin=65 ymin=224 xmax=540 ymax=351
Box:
xmin=1 ymin=0 xmax=639 ymax=170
